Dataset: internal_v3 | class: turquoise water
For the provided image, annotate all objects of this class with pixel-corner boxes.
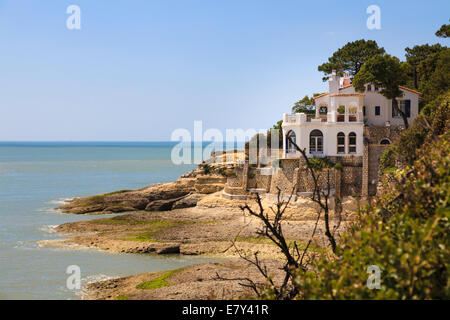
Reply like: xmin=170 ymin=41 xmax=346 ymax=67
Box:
xmin=0 ymin=142 xmax=215 ymax=300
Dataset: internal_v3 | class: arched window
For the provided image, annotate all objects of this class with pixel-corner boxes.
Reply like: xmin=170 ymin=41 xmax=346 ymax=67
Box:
xmin=380 ymin=139 xmax=391 ymax=145
xmin=286 ymin=130 xmax=296 ymax=153
xmin=310 ymin=130 xmax=323 ymax=154
xmin=337 ymin=132 xmax=345 ymax=154
xmin=348 ymin=132 xmax=357 ymax=154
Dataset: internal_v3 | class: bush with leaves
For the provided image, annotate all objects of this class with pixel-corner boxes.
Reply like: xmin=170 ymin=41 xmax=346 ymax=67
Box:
xmin=293 ymin=126 xmax=450 ymax=299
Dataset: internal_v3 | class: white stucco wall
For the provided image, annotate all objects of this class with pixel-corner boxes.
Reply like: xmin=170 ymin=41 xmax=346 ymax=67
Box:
xmin=338 ymin=86 xmax=420 ymax=126
xmin=283 ymin=80 xmax=420 ymax=158
xmin=282 ymin=122 xmax=364 ymax=157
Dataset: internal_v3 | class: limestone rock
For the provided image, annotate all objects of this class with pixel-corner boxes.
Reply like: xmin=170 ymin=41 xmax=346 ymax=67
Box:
xmin=172 ymin=193 xmax=206 ymax=209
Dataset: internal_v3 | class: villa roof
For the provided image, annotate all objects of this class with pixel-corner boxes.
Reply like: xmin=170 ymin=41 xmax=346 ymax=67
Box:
xmin=329 ymin=93 xmax=364 ymax=97
xmin=312 ymin=92 xmax=329 ymax=100
xmin=312 ymin=85 xmax=422 ymax=100
xmin=399 ymin=86 xmax=422 ymax=95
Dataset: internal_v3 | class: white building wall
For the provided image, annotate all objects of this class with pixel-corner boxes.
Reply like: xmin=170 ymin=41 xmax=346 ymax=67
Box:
xmin=282 ymin=122 xmax=364 ymax=157
xmin=282 ymin=76 xmax=420 ymax=158
xmin=339 ymin=86 xmax=420 ymax=126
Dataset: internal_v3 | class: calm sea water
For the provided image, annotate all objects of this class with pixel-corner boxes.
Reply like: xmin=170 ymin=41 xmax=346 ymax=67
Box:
xmin=0 ymin=142 xmax=216 ymax=300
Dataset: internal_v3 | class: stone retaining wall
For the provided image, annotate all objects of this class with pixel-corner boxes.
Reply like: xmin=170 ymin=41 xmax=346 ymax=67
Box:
xmin=222 ymin=125 xmax=400 ymax=199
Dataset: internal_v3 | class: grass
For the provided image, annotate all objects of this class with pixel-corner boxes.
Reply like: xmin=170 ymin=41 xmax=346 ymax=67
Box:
xmin=75 ymin=195 xmax=105 ymax=207
xmin=116 ymin=294 xmax=130 ymax=300
xmin=89 ymin=216 xmax=198 ymax=242
xmin=136 ymin=269 xmax=180 ymax=290
xmin=103 ymin=190 xmax=131 ymax=196
xmin=70 ymin=190 xmax=130 ymax=209
xmin=120 ymin=232 xmax=165 ymax=242
xmin=114 ymin=220 xmax=192 ymax=242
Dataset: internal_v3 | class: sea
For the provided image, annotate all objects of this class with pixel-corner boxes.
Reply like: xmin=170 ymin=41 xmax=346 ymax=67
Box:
xmin=0 ymin=141 xmax=225 ymax=300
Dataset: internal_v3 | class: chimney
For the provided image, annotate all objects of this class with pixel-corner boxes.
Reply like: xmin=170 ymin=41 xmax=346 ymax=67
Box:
xmin=329 ymin=69 xmax=339 ymax=94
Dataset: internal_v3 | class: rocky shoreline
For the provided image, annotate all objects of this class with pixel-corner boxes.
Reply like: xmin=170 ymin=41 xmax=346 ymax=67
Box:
xmin=46 ymin=160 xmax=358 ymax=300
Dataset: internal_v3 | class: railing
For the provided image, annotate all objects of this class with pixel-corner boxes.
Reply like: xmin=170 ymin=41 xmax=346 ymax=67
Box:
xmin=284 ymin=112 xmax=362 ymax=124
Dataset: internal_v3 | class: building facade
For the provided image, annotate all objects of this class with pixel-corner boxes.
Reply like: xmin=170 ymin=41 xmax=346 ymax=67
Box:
xmin=281 ymin=71 xmax=420 ymax=159
xmin=222 ymin=71 xmax=421 ymax=201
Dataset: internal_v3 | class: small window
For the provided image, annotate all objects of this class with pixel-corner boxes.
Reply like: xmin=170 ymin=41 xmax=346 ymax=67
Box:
xmin=367 ymin=85 xmax=372 ymax=92
xmin=380 ymin=139 xmax=391 ymax=145
xmin=363 ymin=106 xmax=366 ymax=117
xmin=337 ymin=132 xmax=345 ymax=154
xmin=348 ymin=132 xmax=357 ymax=154
xmin=375 ymin=106 xmax=381 ymax=116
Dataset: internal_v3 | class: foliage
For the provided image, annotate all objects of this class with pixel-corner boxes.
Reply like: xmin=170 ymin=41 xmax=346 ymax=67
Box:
xmin=421 ymin=48 xmax=450 ymax=104
xmin=318 ymin=40 xmax=385 ymax=81
xmin=405 ymin=43 xmax=444 ymax=90
xmin=348 ymin=106 xmax=357 ymax=114
xmin=292 ymin=95 xmax=315 ymax=114
xmin=337 ymin=105 xmax=346 ymax=114
xmin=436 ymin=20 xmax=450 ymax=38
xmin=295 ymin=130 xmax=450 ymax=299
xmin=202 ymin=163 xmax=212 ymax=174
xmin=136 ymin=269 xmax=180 ymax=290
xmin=267 ymin=120 xmax=283 ymax=149
xmin=308 ymin=157 xmax=335 ymax=171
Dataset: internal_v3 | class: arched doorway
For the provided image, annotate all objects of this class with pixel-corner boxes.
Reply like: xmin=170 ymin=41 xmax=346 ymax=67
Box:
xmin=286 ymin=130 xmax=296 ymax=153
xmin=310 ymin=130 xmax=323 ymax=154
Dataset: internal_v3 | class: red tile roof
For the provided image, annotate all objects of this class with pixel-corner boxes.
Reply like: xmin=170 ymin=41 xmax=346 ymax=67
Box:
xmin=399 ymin=86 xmax=422 ymax=95
xmin=312 ymin=92 xmax=328 ymax=100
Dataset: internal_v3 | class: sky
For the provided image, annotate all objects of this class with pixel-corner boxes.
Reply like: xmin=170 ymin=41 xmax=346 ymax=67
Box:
xmin=0 ymin=0 xmax=448 ymax=141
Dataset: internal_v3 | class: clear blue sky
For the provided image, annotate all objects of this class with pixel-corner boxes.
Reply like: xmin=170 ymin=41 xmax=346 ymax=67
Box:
xmin=0 ymin=0 xmax=448 ymax=141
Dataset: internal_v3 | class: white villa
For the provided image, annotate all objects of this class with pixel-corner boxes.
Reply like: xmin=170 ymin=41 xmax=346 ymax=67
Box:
xmin=282 ymin=71 xmax=421 ymax=158
xmin=222 ymin=70 xmax=422 ymax=201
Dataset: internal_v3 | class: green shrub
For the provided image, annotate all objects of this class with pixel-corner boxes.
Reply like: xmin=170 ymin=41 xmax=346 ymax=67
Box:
xmin=293 ymin=132 xmax=450 ymax=299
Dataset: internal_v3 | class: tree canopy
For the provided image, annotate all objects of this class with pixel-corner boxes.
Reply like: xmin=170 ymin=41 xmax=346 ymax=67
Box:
xmin=318 ymin=39 xmax=385 ymax=81
xmin=421 ymin=48 xmax=450 ymax=103
xmin=405 ymin=44 xmax=444 ymax=89
xmin=435 ymin=20 xmax=450 ymax=38
xmin=291 ymin=95 xmax=315 ymax=114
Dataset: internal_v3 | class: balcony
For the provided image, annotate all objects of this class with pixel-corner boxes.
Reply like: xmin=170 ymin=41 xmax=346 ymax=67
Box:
xmin=283 ymin=112 xmax=363 ymax=125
